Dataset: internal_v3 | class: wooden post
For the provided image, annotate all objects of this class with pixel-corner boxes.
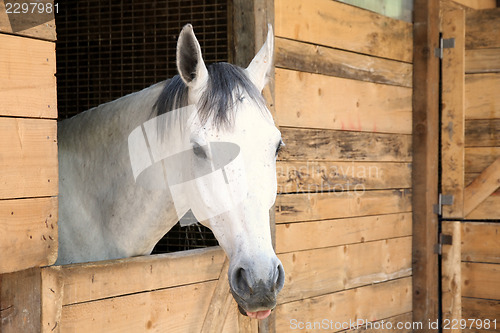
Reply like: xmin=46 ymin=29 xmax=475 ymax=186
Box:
xmin=412 ymin=0 xmax=440 ymax=331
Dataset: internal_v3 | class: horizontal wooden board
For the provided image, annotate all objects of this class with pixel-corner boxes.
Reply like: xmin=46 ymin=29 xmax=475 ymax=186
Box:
xmin=466 ymin=48 xmax=500 ymax=73
xmin=278 ymin=237 xmax=412 ymax=305
xmin=462 ymin=298 xmax=500 ymax=333
xmin=276 ymin=213 xmax=412 ymax=253
xmin=277 ymin=161 xmax=411 ymax=194
xmin=275 ymin=0 xmax=412 ymax=62
xmin=0 ymin=33 xmax=56 ymax=118
xmin=276 ymin=277 xmax=412 ymax=332
xmin=279 ymin=127 xmax=412 ymax=162
xmin=462 ymin=222 xmax=500 ymax=264
xmin=344 ymin=312 xmax=413 ymax=333
xmin=0 ymin=0 xmax=56 ymax=40
xmin=275 ymin=37 xmax=412 ymax=87
xmin=0 ymin=197 xmax=57 ymax=274
xmin=454 ymin=0 xmax=496 ymax=9
xmin=275 ymin=68 xmax=412 ymax=134
xmin=276 ymin=189 xmax=412 ymax=224
xmin=466 ymin=8 xmax=500 ymax=49
xmin=465 ymin=147 xmax=500 ymax=173
xmin=466 ymin=195 xmax=500 ymax=220
xmin=51 ymin=247 xmax=225 ymax=306
xmin=0 ymin=118 xmax=58 ymax=199
xmin=465 ymin=119 xmax=500 ymax=147
xmin=465 ymin=73 xmax=500 ymax=119
xmin=462 ymin=262 xmax=500 ymax=300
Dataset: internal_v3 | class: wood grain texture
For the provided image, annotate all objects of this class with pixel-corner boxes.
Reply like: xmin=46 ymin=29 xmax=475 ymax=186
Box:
xmin=275 ymin=68 xmax=412 ymax=134
xmin=462 ymin=298 xmax=500 ymax=333
xmin=466 ymin=195 xmax=500 ymax=220
xmin=0 ymin=0 xmax=56 ymax=40
xmin=0 ymin=33 xmax=57 ymax=118
xmin=275 ymin=37 xmax=412 ymax=87
xmin=465 ymin=73 xmax=500 ymax=119
xmin=466 ymin=8 xmax=500 ymax=50
xmin=276 ymin=189 xmax=412 ymax=224
xmin=279 ymin=127 xmax=412 ymax=162
xmin=0 ymin=118 xmax=58 ymax=200
xmin=462 ymin=262 xmax=500 ymax=300
xmin=465 ymin=147 xmax=500 ymax=173
xmin=466 ymin=49 xmax=500 ymax=74
xmin=462 ymin=222 xmax=500 ymax=264
xmin=0 ymin=197 xmax=57 ymax=274
xmin=465 ymin=119 xmax=500 ymax=147
xmin=463 ymin=157 xmax=500 ymax=216
xmin=275 ymin=0 xmax=413 ymax=62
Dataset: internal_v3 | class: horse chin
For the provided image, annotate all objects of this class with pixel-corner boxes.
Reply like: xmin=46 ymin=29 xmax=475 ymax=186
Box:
xmin=237 ymin=304 xmax=273 ymax=320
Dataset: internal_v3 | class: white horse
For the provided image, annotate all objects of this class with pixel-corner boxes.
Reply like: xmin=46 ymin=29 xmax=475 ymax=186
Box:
xmin=57 ymin=24 xmax=284 ymax=319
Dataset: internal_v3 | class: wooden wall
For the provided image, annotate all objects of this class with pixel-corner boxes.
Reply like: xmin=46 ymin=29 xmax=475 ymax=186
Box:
xmin=273 ymin=0 xmax=413 ymax=330
xmin=0 ymin=0 xmax=58 ymax=274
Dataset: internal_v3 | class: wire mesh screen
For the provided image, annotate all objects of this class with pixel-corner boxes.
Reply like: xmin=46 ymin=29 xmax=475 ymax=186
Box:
xmin=55 ymin=0 xmax=228 ymax=252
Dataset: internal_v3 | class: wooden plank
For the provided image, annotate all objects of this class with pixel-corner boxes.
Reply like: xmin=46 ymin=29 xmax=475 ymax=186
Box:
xmin=276 ymin=189 xmax=412 ymax=224
xmin=465 ymin=119 xmax=500 ymax=147
xmin=277 ymin=237 xmax=412 ymax=305
xmin=465 ymin=73 xmax=500 ymax=119
xmin=279 ymin=127 xmax=412 ymax=162
xmin=41 ymin=266 xmax=63 ymax=333
xmin=462 ymin=222 xmax=500 ymax=264
xmin=344 ymin=312 xmax=414 ymax=333
xmin=275 ymin=37 xmax=412 ymax=88
xmin=60 ymin=281 xmax=218 ymax=332
xmin=462 ymin=298 xmax=500 ymax=333
xmin=276 ymin=213 xmax=412 ymax=254
xmin=277 ymin=161 xmax=411 ymax=194
xmin=0 ymin=118 xmax=58 ymax=200
xmin=453 ymin=0 xmax=496 ymax=9
xmin=412 ymin=0 xmax=440 ymax=329
xmin=0 ymin=268 xmax=41 ymax=333
xmin=58 ymin=247 xmax=225 ymax=306
xmin=462 ymin=262 xmax=500 ymax=300
xmin=0 ymin=197 xmax=58 ymax=274
xmin=441 ymin=5 xmax=466 ymax=218
xmin=466 ymin=49 xmax=500 ymax=73
xmin=466 ymin=8 xmax=500 ymax=50
xmin=275 ymin=0 xmax=413 ymax=62
xmin=466 ymin=195 xmax=500 ymax=220
xmin=0 ymin=33 xmax=56 ymax=118
xmin=465 ymin=147 xmax=500 ymax=173
xmin=275 ymin=68 xmax=412 ymax=134
xmin=463 ymin=157 xmax=500 ymax=216
xmin=276 ymin=277 xmax=412 ymax=332
xmin=441 ymin=221 xmax=462 ymax=333
xmin=0 ymin=0 xmax=56 ymax=40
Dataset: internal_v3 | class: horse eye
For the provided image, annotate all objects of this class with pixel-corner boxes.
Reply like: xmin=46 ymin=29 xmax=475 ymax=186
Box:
xmin=238 ymin=95 xmax=245 ymax=102
xmin=193 ymin=143 xmax=208 ymax=159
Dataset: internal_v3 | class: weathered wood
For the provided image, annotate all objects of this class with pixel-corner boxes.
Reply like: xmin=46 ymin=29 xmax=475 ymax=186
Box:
xmin=466 ymin=8 xmax=500 ymax=50
xmin=0 ymin=118 xmax=58 ymax=200
xmin=201 ymin=258 xmax=232 ymax=333
xmin=0 ymin=34 xmax=57 ymax=118
xmin=465 ymin=119 xmax=500 ymax=147
xmin=466 ymin=49 xmax=500 ymax=73
xmin=275 ymin=37 xmax=412 ymax=88
xmin=277 ymin=237 xmax=411 ymax=305
xmin=60 ymin=280 xmax=218 ymax=332
xmin=0 ymin=197 xmax=58 ymax=274
xmin=58 ymin=247 xmax=225 ymax=306
xmin=463 ymin=157 xmax=500 ymax=216
xmin=441 ymin=221 xmax=462 ymax=333
xmin=279 ymin=127 xmax=412 ymax=162
xmin=412 ymin=0 xmax=441 ymax=329
xmin=441 ymin=5 xmax=466 ymax=218
xmin=41 ymin=266 xmax=63 ymax=333
xmin=275 ymin=68 xmax=412 ymax=134
xmin=0 ymin=0 xmax=56 ymax=40
xmin=238 ymin=312 xmax=258 ymax=333
xmin=462 ymin=262 xmax=500 ymax=300
xmin=465 ymin=73 xmax=500 ymax=119
xmin=465 ymin=147 xmax=500 ymax=173
xmin=462 ymin=222 xmax=500 ymax=264
xmin=453 ymin=0 xmax=496 ymax=9
xmin=275 ymin=0 xmax=413 ymax=62
xmin=462 ymin=298 xmax=500 ymax=333
xmin=277 ymin=161 xmax=411 ymax=194
xmin=343 ymin=312 xmax=413 ymax=333
xmin=466 ymin=195 xmax=500 ymax=220
xmin=276 ymin=189 xmax=412 ymax=224
xmin=276 ymin=213 xmax=412 ymax=254
xmin=0 ymin=268 xmax=41 ymax=333
xmin=276 ymin=277 xmax=412 ymax=332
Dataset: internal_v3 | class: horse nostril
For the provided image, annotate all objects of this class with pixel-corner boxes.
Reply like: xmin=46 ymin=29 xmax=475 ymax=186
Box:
xmin=234 ymin=267 xmax=252 ymax=295
xmin=273 ymin=263 xmax=285 ymax=292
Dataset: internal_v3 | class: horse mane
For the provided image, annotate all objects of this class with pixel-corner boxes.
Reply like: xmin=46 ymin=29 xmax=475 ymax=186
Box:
xmin=153 ymin=62 xmax=265 ymax=129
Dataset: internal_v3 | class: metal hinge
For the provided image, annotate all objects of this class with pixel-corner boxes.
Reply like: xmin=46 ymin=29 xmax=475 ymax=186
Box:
xmin=434 ymin=233 xmax=453 ymax=255
xmin=433 ymin=194 xmax=454 ymax=215
xmin=435 ymin=37 xmax=455 ymax=58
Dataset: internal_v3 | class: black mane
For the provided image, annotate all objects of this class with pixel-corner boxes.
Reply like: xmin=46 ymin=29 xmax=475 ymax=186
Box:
xmin=153 ymin=62 xmax=265 ymax=129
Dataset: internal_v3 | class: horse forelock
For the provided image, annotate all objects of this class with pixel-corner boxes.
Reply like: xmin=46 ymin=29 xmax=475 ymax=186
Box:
xmin=153 ymin=63 xmax=265 ymax=130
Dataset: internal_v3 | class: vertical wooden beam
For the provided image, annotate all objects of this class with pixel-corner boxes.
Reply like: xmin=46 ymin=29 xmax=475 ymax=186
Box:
xmin=412 ymin=0 xmax=440 ymax=330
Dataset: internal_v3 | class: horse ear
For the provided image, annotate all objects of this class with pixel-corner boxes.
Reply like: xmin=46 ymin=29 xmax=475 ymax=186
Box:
xmin=176 ymin=24 xmax=208 ymax=89
xmin=246 ymin=24 xmax=274 ymax=92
